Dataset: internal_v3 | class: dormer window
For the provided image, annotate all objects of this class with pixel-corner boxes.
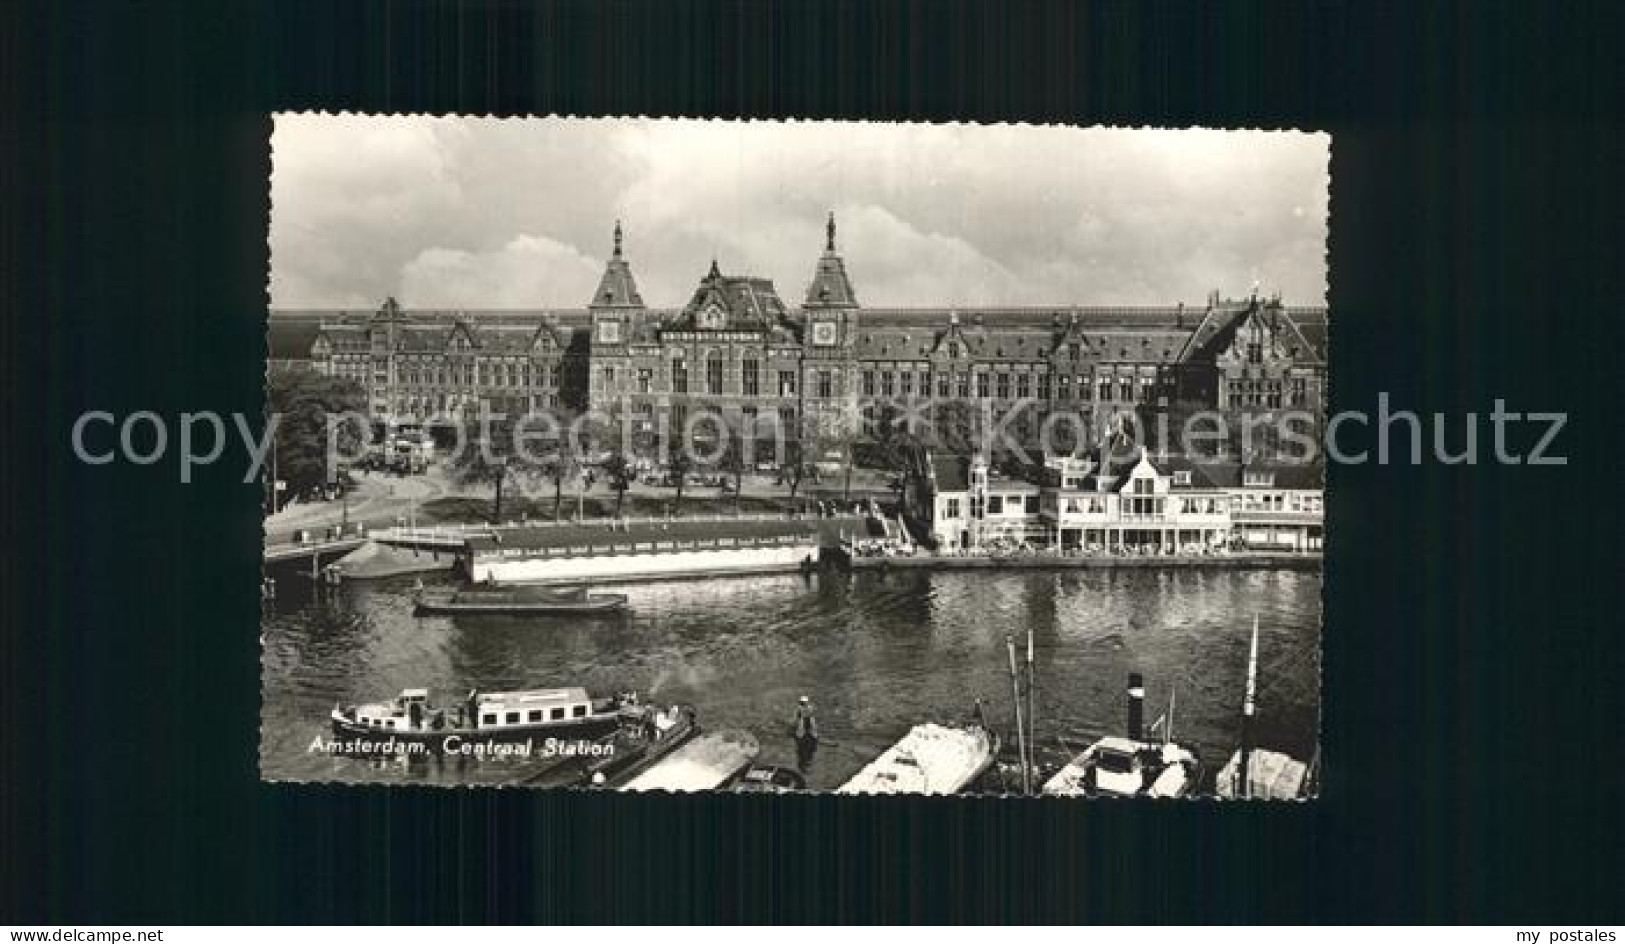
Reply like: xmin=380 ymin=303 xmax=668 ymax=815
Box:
xmin=1173 ymin=470 xmax=1192 ymax=486
xmin=1244 ymin=471 xmax=1276 ymax=488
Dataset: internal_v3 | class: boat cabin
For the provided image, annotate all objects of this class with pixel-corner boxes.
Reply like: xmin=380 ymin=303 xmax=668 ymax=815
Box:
xmin=352 ymin=688 xmax=431 ymax=731
xmin=1091 ymin=736 xmax=1148 ymax=795
xmin=474 ymin=686 xmax=596 ymax=729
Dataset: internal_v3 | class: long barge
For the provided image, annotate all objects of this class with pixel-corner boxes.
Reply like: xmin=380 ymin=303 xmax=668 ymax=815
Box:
xmin=461 ymin=518 xmax=826 ymax=586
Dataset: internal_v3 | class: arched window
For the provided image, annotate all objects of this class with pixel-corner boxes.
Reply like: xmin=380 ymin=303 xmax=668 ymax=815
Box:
xmin=706 ymin=350 xmax=724 ymax=395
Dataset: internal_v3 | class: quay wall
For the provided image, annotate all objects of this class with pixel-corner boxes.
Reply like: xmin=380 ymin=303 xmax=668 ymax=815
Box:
xmin=843 ymin=553 xmax=1322 ymax=573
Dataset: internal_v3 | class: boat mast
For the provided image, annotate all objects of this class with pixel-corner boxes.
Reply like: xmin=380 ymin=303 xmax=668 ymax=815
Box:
xmin=1240 ymin=615 xmax=1260 ymax=798
xmin=1005 ymin=633 xmax=1030 ymax=794
xmin=1025 ymin=622 xmax=1036 ymax=783
xmin=1166 ymin=688 xmax=1176 ymax=745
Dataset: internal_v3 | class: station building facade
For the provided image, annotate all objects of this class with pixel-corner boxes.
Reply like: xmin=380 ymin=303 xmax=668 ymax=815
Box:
xmin=275 ymin=215 xmax=1328 ymax=457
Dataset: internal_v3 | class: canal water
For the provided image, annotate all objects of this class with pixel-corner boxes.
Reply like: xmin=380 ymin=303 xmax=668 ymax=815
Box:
xmin=261 ymin=567 xmax=1321 ymax=793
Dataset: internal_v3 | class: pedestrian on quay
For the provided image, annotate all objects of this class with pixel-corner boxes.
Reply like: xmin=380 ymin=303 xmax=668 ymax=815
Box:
xmin=792 ymin=695 xmax=820 ymax=772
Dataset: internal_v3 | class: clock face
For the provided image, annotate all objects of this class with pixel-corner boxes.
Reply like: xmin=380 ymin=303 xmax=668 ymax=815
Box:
xmin=597 ymin=321 xmax=621 ymax=344
xmin=812 ymin=322 xmax=837 ymax=346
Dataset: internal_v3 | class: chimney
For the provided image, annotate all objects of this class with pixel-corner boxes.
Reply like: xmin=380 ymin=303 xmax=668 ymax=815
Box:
xmin=1126 ymin=672 xmax=1145 ymax=741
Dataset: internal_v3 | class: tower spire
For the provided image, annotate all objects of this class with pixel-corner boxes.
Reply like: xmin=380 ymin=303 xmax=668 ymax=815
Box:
xmin=826 ymin=210 xmax=837 ymax=253
xmin=613 ymin=219 xmax=623 ymax=258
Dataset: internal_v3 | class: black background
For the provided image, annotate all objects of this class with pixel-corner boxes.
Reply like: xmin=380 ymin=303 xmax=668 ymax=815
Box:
xmin=2 ymin=0 xmax=1621 ymax=925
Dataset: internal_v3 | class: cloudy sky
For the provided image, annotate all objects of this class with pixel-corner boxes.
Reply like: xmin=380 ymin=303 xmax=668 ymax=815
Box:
xmin=269 ymin=116 xmax=1328 ymax=311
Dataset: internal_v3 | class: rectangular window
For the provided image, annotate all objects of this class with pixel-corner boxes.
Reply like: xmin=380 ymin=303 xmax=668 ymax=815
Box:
xmin=977 ymin=374 xmax=990 ymax=398
xmin=1058 ymin=375 xmax=1071 ymax=401
xmin=817 ymin=371 xmax=833 ymax=398
xmin=995 ymin=373 xmax=1010 ymax=399
xmin=1290 ymin=378 xmax=1307 ymax=406
xmin=987 ymin=495 xmax=1004 ymax=514
xmin=779 ymin=406 xmax=796 ymax=429
xmin=573 ymin=705 xmax=588 ymax=718
xmin=638 ymin=368 xmax=653 ymax=394
xmin=1173 ymin=470 xmax=1192 ymax=485
xmin=601 ymin=365 xmax=615 ymax=388
xmin=1026 ymin=494 xmax=1041 ymax=514
xmin=945 ymin=497 xmax=961 ymax=519
xmin=1038 ymin=373 xmax=1051 ymax=400
xmin=1118 ymin=379 xmax=1133 ymax=402
xmin=957 ymin=375 xmax=970 ymax=398
xmin=482 ymin=714 xmax=498 ymax=727
xmin=779 ymin=370 xmax=797 ymax=396
xmin=862 ymin=371 xmax=876 ymax=396
xmin=937 ymin=374 xmax=951 ymax=398
xmin=742 ymin=359 xmax=760 ymax=397
xmin=551 ymin=707 xmax=566 ymax=721
xmin=1247 ymin=342 xmax=1263 ymax=364
xmin=707 ymin=357 xmax=724 ymax=395
xmin=1016 ymin=374 xmax=1031 ymax=399
xmin=504 ymin=712 xmax=520 ymax=725
xmin=672 ymin=360 xmax=688 ymax=394
xmin=900 ymin=371 xmax=913 ymax=396
xmin=528 ymin=710 xmax=543 ymax=723
xmin=881 ymin=371 xmax=894 ymax=397
xmin=1099 ymin=379 xmax=1113 ymax=401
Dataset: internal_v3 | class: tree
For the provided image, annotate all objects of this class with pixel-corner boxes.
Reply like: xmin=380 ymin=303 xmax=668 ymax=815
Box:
xmin=544 ymin=452 xmax=575 ymax=520
xmin=265 ymin=367 xmax=368 ymax=509
xmin=931 ymin=399 xmax=980 ymax=457
xmin=443 ymin=408 xmax=543 ymax=524
xmin=719 ymin=431 xmax=747 ymax=514
xmin=668 ymin=449 xmax=693 ymax=515
xmin=602 ymin=451 xmax=634 ymax=518
xmin=782 ymin=439 xmax=806 ymax=501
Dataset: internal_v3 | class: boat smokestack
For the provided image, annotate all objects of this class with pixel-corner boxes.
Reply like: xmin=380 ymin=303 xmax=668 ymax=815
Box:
xmin=1126 ymin=672 xmax=1145 ymax=741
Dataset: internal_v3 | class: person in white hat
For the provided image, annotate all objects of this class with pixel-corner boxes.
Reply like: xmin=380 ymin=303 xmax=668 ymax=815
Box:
xmin=792 ymin=695 xmax=820 ymax=772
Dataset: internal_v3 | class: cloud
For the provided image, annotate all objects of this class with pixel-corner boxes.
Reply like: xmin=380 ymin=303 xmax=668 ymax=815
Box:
xmin=398 ymin=235 xmax=603 ymax=309
xmin=270 ymin=116 xmax=1329 ymax=310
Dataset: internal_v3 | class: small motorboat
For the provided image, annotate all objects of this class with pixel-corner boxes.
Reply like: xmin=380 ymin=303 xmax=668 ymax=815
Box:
xmin=523 ymin=702 xmax=700 ymax=789
xmin=413 ymin=583 xmax=628 ymax=615
xmin=329 ymin=685 xmax=636 ymax=749
xmin=1042 ymin=673 xmax=1201 ymax=798
xmin=837 ymin=723 xmax=998 ymax=795
xmin=730 ymin=764 xmax=808 ymax=793
xmin=619 ymin=729 xmax=761 ymax=793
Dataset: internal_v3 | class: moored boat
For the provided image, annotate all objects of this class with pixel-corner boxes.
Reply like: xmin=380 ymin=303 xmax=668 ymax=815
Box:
xmin=1213 ymin=616 xmax=1316 ymax=799
xmin=1042 ymin=673 xmax=1201 ymax=798
xmin=837 ymin=722 xmax=998 ymax=795
xmin=619 ymin=729 xmax=761 ymax=792
xmin=329 ymin=685 xmax=636 ymax=749
xmin=413 ymin=583 xmax=628 ymax=615
xmin=522 ymin=703 xmax=700 ymax=789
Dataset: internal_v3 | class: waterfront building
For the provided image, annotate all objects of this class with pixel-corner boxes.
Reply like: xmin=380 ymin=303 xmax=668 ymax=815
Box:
xmin=274 ymin=214 xmax=1327 ymax=455
xmin=923 ymin=448 xmax=1323 ymax=554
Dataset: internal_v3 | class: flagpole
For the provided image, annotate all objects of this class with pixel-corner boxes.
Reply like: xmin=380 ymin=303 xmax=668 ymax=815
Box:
xmin=1240 ymin=615 xmax=1260 ymax=798
xmin=1006 ymin=634 xmax=1029 ymax=794
xmin=1026 ymin=622 xmax=1036 ymax=783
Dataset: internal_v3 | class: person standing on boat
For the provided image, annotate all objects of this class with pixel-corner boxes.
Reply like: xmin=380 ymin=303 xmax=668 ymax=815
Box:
xmin=792 ymin=696 xmax=819 ymax=772
xmin=466 ymin=689 xmax=479 ymax=730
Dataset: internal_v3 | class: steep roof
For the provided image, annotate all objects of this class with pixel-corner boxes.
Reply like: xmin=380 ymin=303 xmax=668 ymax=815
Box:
xmin=675 ymin=263 xmax=790 ymax=329
xmin=589 ymin=222 xmax=644 ymax=308
xmin=804 ymin=212 xmax=859 ymax=307
xmin=929 ymin=454 xmax=970 ymax=492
